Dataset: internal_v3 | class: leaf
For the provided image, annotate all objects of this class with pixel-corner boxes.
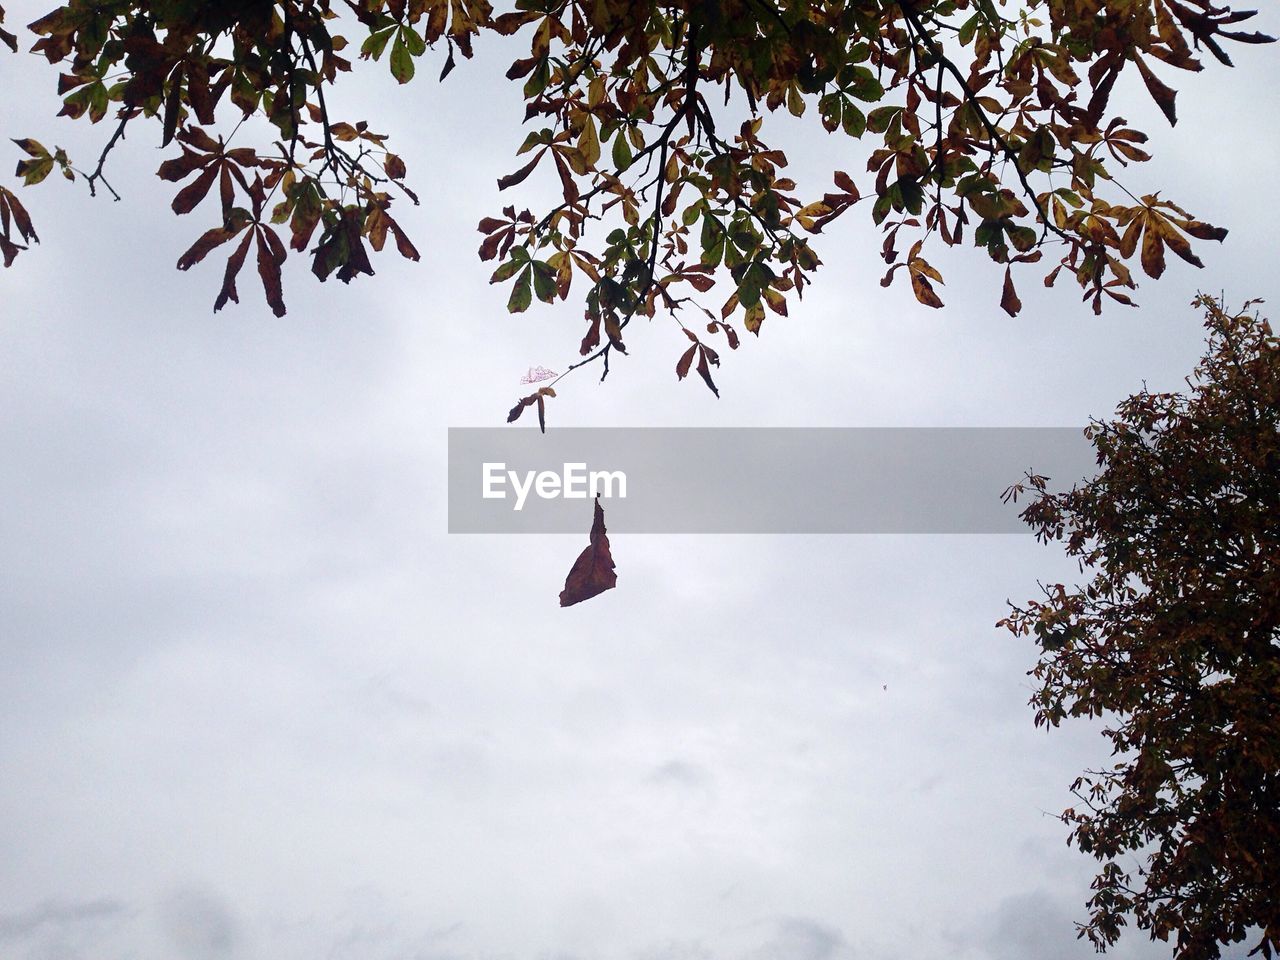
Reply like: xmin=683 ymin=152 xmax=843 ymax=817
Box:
xmin=389 ymin=33 xmax=415 ymax=84
xmin=161 ymin=64 xmax=183 ymax=147
xmin=1 ymin=187 xmax=37 ymax=243
xmin=558 ymin=498 xmax=617 ymax=607
xmin=14 ymin=143 xmax=54 ymax=185
xmin=387 ymin=217 xmax=420 ymax=261
xmin=214 ymin=230 xmax=254 ymax=312
xmin=384 ymin=153 xmax=407 ymax=179
xmin=1177 ymin=220 xmax=1228 ymax=242
xmin=12 ymin=138 xmax=49 ymax=159
xmin=612 ymin=130 xmax=632 ymax=171
xmin=1141 ymin=223 xmax=1166 ymax=279
xmin=909 ymin=259 xmax=945 ymax=308
xmin=676 ymin=343 xmax=697 ymax=380
xmin=507 ymin=393 xmax=536 ymax=424
xmin=577 ymin=116 xmax=600 ymax=167
xmin=508 ymin=267 xmax=532 ymax=312
xmin=579 ymin=313 xmax=602 ymax=355
xmin=1134 ymin=56 xmax=1177 ymax=126
xmin=439 ymin=44 xmax=457 ymax=81
xmin=361 ymin=26 xmax=395 ymax=61
xmin=177 ymin=225 xmax=239 ymax=270
xmin=695 ymin=346 xmax=720 ymax=397
xmin=1001 ymin=266 xmax=1022 ymax=317
xmin=171 ymin=164 xmax=218 ymax=214
xmin=497 ymin=152 xmax=542 ymax=189
xmin=158 ymin=148 xmax=210 ymax=182
xmin=532 ymin=261 xmax=557 ymax=303
xmin=255 ymin=228 xmax=287 ymax=317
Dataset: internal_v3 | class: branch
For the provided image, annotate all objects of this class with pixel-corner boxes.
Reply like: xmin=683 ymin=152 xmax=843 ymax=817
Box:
xmin=85 ymin=115 xmax=129 ymax=201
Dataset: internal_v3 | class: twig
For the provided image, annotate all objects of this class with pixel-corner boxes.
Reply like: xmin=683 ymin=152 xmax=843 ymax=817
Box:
xmin=86 ymin=115 xmax=129 ymax=201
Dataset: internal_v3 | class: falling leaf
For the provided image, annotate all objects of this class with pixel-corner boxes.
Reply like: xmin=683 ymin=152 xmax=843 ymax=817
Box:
xmin=559 ymin=497 xmax=617 ymax=607
xmin=1001 ymin=267 xmax=1022 ymax=317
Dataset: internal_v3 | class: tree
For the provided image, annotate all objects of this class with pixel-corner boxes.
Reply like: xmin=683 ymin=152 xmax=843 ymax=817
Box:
xmin=1 ymin=1 xmax=1273 ymax=420
xmin=999 ymin=295 xmax=1280 ymax=960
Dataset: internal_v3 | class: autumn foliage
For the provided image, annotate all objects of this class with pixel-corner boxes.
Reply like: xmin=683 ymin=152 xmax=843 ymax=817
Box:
xmin=1001 ymin=295 xmax=1280 ymax=960
xmin=2 ymin=0 xmax=1274 ymax=418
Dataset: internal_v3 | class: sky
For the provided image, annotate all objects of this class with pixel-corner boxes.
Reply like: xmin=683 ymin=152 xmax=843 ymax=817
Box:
xmin=2 ymin=5 xmax=1278 ymax=960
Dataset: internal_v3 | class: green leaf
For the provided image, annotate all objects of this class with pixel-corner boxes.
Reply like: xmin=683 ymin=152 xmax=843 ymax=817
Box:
xmin=361 ymin=26 xmax=395 ymax=61
xmin=612 ymin=131 xmax=632 ymax=171
xmin=872 ymin=193 xmax=893 ymax=225
xmin=490 ymin=258 xmax=523 ymax=282
xmin=847 ymin=67 xmax=884 ymax=102
xmin=867 ymin=106 xmax=902 ymax=134
xmin=389 ymin=33 xmax=414 ymax=84
xmin=841 ymin=102 xmax=866 ymax=138
xmin=508 ymin=266 xmax=532 ymax=312
xmin=401 ymin=25 xmax=426 ymax=57
xmin=532 ymin=262 xmax=557 ymax=303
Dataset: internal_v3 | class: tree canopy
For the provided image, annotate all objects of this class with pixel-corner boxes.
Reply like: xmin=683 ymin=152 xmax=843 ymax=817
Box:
xmin=1001 ymin=295 xmax=1280 ymax=960
xmin=1 ymin=0 xmax=1274 ymax=418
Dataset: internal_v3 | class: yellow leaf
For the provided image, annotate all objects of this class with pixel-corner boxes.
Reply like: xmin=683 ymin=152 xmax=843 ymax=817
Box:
xmin=577 ymin=117 xmax=600 ymax=167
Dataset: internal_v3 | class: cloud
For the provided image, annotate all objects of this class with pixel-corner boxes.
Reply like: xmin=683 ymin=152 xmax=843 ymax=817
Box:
xmin=647 ymin=760 xmax=709 ymax=788
xmin=636 ymin=939 xmax=713 ymax=960
xmin=0 ymin=899 xmax=127 ymax=942
xmin=157 ymin=887 xmax=239 ymax=960
xmin=980 ymin=890 xmax=1087 ymax=960
xmin=967 ymin=889 xmax=1176 ymax=960
xmin=750 ymin=917 xmax=849 ymax=960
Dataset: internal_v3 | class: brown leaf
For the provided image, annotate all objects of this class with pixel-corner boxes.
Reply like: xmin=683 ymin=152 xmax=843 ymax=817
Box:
xmin=0 ymin=235 xmax=21 ymax=268
xmin=579 ymin=313 xmax=602 ymax=355
xmin=1176 ymin=220 xmax=1228 ymax=242
xmin=157 ymin=148 xmax=210 ymax=182
xmin=161 ymin=64 xmax=183 ymax=147
xmin=909 ymin=262 xmax=944 ymax=308
xmin=387 ymin=217 xmax=420 ymax=261
xmin=214 ymin=230 xmax=254 ymax=311
xmin=1001 ymin=266 xmax=1022 ymax=317
xmin=177 ymin=225 xmax=239 ymax=270
xmin=2 ymin=188 xmax=37 ymax=243
xmin=1141 ymin=223 xmax=1166 ymax=278
xmin=559 ymin=498 xmax=617 ymax=607
xmin=497 ymin=152 xmax=542 ymax=190
xmin=695 ymin=346 xmax=720 ymax=397
xmin=171 ymin=164 xmax=218 ymax=215
xmin=507 ymin=393 xmax=537 ymax=424
xmin=219 ymin=163 xmax=235 ymax=217
xmin=255 ymin=228 xmax=286 ymax=317
xmin=177 ymin=126 xmax=221 ymax=154
xmin=1134 ymin=56 xmax=1178 ymax=126
xmin=1160 ymin=221 xmax=1203 ymax=268
xmin=676 ymin=343 xmax=697 ymax=380
xmin=384 ymin=153 xmax=407 ymax=179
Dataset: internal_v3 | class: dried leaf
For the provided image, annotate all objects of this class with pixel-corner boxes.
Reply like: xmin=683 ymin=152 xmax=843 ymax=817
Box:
xmin=214 ymin=230 xmax=254 ymax=311
xmin=559 ymin=498 xmax=617 ymax=607
xmin=255 ymin=228 xmax=287 ymax=316
xmin=1001 ymin=266 xmax=1022 ymax=317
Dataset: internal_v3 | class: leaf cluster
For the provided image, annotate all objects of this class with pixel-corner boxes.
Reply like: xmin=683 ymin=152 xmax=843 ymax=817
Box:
xmin=0 ymin=0 xmax=1273 ymax=421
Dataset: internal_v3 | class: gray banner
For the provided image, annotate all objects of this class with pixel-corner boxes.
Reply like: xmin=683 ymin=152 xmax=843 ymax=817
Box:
xmin=447 ymin=427 xmax=1094 ymax=533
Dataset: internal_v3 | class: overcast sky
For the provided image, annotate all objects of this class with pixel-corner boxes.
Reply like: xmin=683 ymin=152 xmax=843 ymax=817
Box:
xmin=2 ymin=6 xmax=1278 ymax=960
